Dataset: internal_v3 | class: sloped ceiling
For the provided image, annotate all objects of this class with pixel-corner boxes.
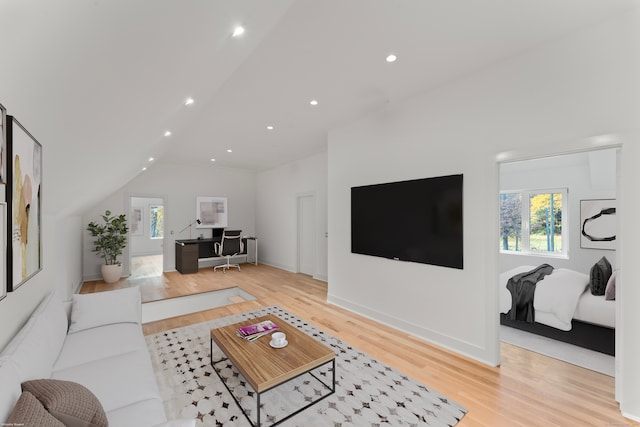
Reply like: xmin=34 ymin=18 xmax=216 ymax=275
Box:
xmin=0 ymin=0 xmax=635 ymax=216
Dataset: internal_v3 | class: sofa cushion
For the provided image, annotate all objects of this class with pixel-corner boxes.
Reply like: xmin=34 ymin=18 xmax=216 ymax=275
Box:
xmin=107 ymin=397 xmax=167 ymax=427
xmin=52 ymin=349 xmax=161 ymax=413
xmin=6 ymin=390 xmax=65 ymax=427
xmin=0 ymin=291 xmax=68 ymax=381
xmin=22 ymin=379 xmax=108 ymax=427
xmin=53 ymin=323 xmax=147 ymax=372
xmin=153 ymin=420 xmax=197 ymax=427
xmin=69 ymin=286 xmax=141 ymax=334
xmin=0 ymin=358 xmax=22 ymax=423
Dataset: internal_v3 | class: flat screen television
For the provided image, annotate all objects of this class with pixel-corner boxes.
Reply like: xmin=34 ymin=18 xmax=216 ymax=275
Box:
xmin=351 ymin=174 xmax=463 ymax=269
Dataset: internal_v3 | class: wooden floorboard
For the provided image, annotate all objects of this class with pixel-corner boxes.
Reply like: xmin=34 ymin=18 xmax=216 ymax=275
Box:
xmin=80 ymin=263 xmax=635 ymax=427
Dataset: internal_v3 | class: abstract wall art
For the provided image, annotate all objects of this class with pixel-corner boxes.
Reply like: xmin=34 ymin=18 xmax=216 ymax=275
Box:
xmin=0 ymin=102 xmax=6 ymax=184
xmin=580 ymin=198 xmax=616 ymax=251
xmin=196 ymin=196 xmax=228 ymax=229
xmin=6 ymin=116 xmax=42 ymax=291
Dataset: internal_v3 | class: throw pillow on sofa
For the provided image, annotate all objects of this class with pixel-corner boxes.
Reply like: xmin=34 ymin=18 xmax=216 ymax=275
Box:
xmin=6 ymin=390 xmax=64 ymax=427
xmin=22 ymin=379 xmax=108 ymax=427
xmin=589 ymin=256 xmax=612 ymax=296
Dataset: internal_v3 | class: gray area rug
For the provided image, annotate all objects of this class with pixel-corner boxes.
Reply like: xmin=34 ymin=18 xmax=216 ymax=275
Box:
xmin=146 ymin=306 xmax=467 ymax=426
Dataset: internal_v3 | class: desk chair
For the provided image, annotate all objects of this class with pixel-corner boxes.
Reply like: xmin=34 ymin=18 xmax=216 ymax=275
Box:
xmin=213 ymin=230 xmax=244 ymax=272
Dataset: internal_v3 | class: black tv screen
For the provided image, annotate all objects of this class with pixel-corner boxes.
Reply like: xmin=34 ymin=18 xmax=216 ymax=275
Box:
xmin=351 ymin=174 xmax=463 ymax=269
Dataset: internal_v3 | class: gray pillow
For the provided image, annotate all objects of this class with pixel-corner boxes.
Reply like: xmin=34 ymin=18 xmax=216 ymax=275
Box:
xmin=590 ymin=256 xmax=612 ymax=296
xmin=21 ymin=379 xmax=108 ymax=427
xmin=6 ymin=391 xmax=65 ymax=427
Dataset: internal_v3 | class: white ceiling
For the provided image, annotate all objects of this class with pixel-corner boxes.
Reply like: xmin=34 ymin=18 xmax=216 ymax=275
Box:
xmin=0 ymin=0 xmax=635 ymax=215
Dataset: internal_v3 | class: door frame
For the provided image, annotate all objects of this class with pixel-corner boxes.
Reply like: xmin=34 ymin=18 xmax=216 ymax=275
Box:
xmin=126 ymin=192 xmax=167 ymax=276
xmin=494 ymin=138 xmax=623 ymax=399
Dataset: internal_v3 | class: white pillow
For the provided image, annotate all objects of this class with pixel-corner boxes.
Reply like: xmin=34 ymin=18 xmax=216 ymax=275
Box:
xmin=69 ymin=287 xmax=141 ymax=334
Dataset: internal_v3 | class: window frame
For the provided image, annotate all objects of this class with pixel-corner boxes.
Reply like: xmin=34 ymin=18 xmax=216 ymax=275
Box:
xmin=499 ymin=187 xmax=568 ymax=258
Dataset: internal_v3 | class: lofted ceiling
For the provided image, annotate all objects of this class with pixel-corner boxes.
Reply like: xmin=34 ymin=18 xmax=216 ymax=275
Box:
xmin=0 ymin=0 xmax=635 ymax=215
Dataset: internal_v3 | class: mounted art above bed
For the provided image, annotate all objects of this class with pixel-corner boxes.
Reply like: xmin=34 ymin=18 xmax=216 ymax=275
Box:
xmin=580 ymin=199 xmax=616 ymax=250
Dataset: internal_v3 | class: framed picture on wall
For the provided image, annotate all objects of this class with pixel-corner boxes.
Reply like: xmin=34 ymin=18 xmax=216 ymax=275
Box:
xmin=580 ymin=198 xmax=616 ymax=250
xmin=0 ymin=102 xmax=6 ymax=184
xmin=0 ymin=203 xmax=6 ymax=301
xmin=196 ymin=196 xmax=228 ymax=228
xmin=130 ymin=207 xmax=143 ymax=236
xmin=6 ymin=116 xmax=42 ymax=291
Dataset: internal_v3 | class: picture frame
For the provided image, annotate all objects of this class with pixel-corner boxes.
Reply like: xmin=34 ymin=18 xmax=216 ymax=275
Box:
xmin=0 ymin=102 xmax=6 ymax=184
xmin=196 ymin=196 xmax=228 ymax=228
xmin=131 ymin=207 xmax=143 ymax=236
xmin=580 ymin=198 xmax=616 ymax=250
xmin=6 ymin=116 xmax=43 ymax=291
xmin=0 ymin=203 xmax=6 ymax=301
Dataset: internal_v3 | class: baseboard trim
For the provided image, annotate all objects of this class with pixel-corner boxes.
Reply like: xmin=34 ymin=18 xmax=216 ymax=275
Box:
xmin=327 ymin=294 xmax=497 ymax=367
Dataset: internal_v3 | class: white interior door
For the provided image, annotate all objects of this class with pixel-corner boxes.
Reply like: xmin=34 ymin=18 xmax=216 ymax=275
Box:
xmin=297 ymin=194 xmax=315 ymax=276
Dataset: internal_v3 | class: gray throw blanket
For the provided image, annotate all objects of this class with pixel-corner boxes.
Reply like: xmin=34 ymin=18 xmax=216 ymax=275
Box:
xmin=506 ymin=264 xmax=554 ymax=323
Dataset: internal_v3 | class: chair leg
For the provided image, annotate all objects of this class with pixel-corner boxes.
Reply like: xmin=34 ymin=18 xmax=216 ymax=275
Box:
xmin=213 ymin=256 xmax=241 ymax=273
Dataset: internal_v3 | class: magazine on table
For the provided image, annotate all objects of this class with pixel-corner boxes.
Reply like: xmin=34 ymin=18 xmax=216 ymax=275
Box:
xmin=236 ymin=320 xmax=279 ymax=341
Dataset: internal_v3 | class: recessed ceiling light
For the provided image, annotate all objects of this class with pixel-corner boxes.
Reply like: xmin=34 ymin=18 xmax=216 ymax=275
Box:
xmin=267 ymin=125 xmax=274 ymax=130
xmin=310 ymin=99 xmax=318 ymax=106
xmin=185 ymin=97 xmax=194 ymax=106
xmin=211 ymin=158 xmax=216 ymax=162
xmin=164 ymin=131 xmax=172 ymax=137
xmin=227 ymin=149 xmax=233 ymax=153
xmin=148 ymin=157 xmax=154 ymax=162
xmin=142 ymin=167 xmax=147 ymax=171
xmin=386 ymin=54 xmax=397 ymax=63
xmin=232 ymin=26 xmax=245 ymax=37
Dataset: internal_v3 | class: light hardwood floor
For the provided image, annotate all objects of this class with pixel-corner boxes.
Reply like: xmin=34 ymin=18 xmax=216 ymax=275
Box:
xmin=80 ymin=263 xmax=635 ymax=427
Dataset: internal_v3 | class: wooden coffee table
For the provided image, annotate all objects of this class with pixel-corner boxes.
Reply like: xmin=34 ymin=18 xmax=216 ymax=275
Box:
xmin=210 ymin=314 xmax=335 ymax=427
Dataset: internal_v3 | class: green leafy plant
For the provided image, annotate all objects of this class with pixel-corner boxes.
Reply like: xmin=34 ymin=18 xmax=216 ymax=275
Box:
xmin=87 ymin=210 xmax=129 ymax=265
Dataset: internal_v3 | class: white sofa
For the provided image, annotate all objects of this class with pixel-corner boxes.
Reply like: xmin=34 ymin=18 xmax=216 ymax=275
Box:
xmin=0 ymin=286 xmax=194 ymax=427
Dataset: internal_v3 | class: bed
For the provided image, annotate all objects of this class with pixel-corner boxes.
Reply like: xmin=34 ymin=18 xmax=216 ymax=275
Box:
xmin=499 ymin=265 xmax=615 ymax=355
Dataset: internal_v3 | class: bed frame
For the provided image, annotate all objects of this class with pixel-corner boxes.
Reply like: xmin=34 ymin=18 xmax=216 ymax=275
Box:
xmin=500 ymin=313 xmax=615 ymax=356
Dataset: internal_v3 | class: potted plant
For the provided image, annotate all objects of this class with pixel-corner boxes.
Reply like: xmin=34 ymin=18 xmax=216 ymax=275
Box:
xmin=87 ymin=210 xmax=129 ymax=283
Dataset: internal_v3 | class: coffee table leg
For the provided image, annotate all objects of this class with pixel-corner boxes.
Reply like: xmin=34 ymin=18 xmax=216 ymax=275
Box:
xmin=210 ymin=341 xmax=333 ymax=427
xmin=256 ymin=392 xmax=261 ymax=427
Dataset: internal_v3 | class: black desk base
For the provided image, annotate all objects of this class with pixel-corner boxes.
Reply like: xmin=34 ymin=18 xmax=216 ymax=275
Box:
xmin=175 ymin=238 xmax=251 ymax=274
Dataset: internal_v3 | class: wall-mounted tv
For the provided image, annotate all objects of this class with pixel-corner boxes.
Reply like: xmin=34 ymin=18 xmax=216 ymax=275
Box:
xmin=351 ymin=174 xmax=463 ymax=269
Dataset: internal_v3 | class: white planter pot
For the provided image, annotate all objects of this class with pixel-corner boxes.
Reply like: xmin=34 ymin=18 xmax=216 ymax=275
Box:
xmin=101 ymin=264 xmax=123 ymax=283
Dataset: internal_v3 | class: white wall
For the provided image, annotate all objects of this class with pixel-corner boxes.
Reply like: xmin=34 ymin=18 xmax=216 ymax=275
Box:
xmin=256 ymin=151 xmax=328 ymax=281
xmin=328 ymin=9 xmax=639 ymax=417
xmin=499 ymin=149 xmax=617 ymax=274
xmin=82 ymin=162 xmax=256 ymax=280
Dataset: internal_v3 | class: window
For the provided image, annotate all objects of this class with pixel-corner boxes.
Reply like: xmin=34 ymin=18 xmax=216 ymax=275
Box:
xmin=150 ymin=205 xmax=164 ymax=239
xmin=499 ymin=189 xmax=567 ymax=256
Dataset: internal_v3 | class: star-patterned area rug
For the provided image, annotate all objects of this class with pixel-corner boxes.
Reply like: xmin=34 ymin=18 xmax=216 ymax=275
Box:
xmin=145 ymin=306 xmax=467 ymax=426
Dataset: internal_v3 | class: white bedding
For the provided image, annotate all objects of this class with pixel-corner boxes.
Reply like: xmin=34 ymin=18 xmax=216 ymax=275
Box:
xmin=499 ymin=265 xmax=615 ymax=331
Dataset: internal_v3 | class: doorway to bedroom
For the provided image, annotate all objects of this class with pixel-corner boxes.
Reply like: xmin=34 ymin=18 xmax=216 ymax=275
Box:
xmin=497 ymin=147 xmax=618 ymax=375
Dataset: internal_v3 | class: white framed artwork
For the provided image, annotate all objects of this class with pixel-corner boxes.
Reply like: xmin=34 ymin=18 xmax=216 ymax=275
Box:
xmin=0 ymin=203 xmax=5 ymax=300
xmin=580 ymin=199 xmax=616 ymax=250
xmin=196 ymin=196 xmax=228 ymax=228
